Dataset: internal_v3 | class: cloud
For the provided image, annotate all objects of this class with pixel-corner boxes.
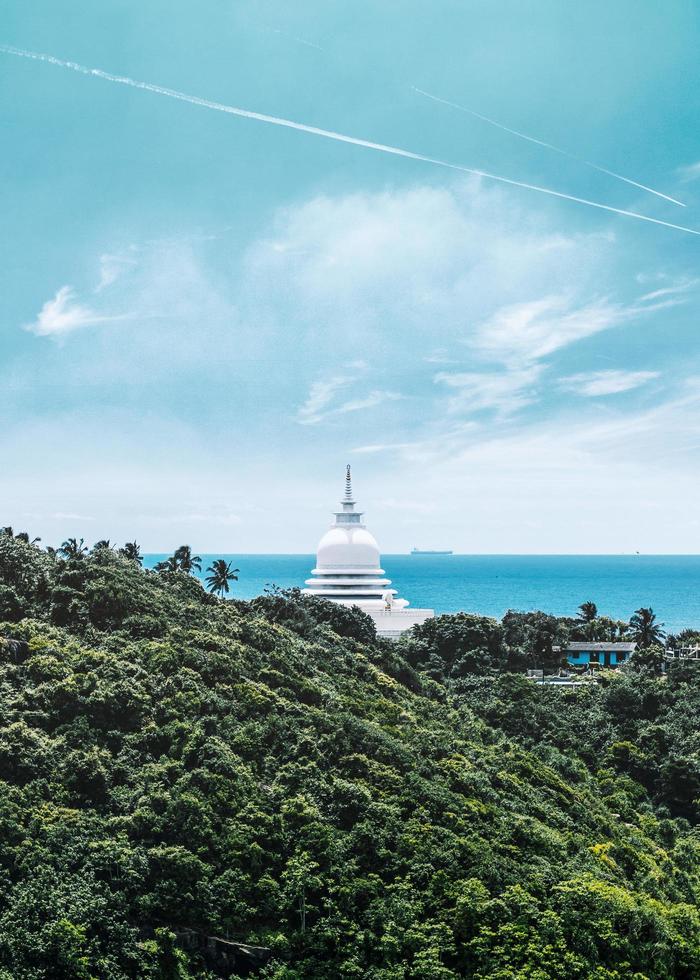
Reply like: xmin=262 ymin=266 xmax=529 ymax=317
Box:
xmin=23 ymin=238 xmax=235 ymax=352
xmin=471 ymin=295 xmax=627 ymax=364
xmin=334 ymin=390 xmax=402 ymax=414
xmin=247 ymin=181 xmax=619 ymax=362
xmin=297 ymin=375 xmax=402 ymax=425
xmin=95 ymin=250 xmax=138 ymax=292
xmin=638 ymin=278 xmax=698 ymax=303
xmin=244 ymin=180 xmax=692 ymax=433
xmin=24 ymin=286 xmax=128 ymax=337
xmin=677 ymin=161 xmax=700 ymax=183
xmin=435 ymin=366 xmax=542 ymax=415
xmin=297 ymin=376 xmax=351 ymax=424
xmin=558 ymin=369 xmax=659 ymax=397
xmin=424 ymin=348 xmax=456 ymax=364
xmin=350 ymin=442 xmax=422 ymax=454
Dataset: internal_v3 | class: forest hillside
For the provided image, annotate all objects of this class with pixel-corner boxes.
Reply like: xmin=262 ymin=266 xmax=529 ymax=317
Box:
xmin=1 ymin=534 xmax=700 ymax=979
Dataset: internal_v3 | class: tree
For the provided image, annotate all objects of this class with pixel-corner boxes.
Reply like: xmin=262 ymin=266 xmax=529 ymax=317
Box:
xmin=92 ymin=539 xmax=114 ymax=552
xmin=628 ymin=643 xmax=666 ymax=675
xmin=119 ymin=541 xmax=142 ymax=564
xmin=667 ymin=628 xmax=700 ymax=652
xmin=1 ymin=528 xmax=40 ymax=545
xmin=501 ymin=610 xmax=569 ymax=672
xmin=154 ymin=556 xmax=179 ymax=574
xmin=58 ymin=538 xmax=88 ymax=561
xmin=282 ymin=852 xmax=321 ymax=934
xmin=578 ymin=601 xmax=598 ymax=623
xmin=173 ymin=545 xmax=201 ymax=575
xmin=403 ymin=612 xmax=506 ymax=680
xmin=251 ymin=587 xmax=377 ymax=643
xmin=205 ymin=559 xmax=239 ymax=597
xmin=154 ymin=546 xmax=201 ymax=575
xmin=628 ymin=607 xmax=665 ymax=648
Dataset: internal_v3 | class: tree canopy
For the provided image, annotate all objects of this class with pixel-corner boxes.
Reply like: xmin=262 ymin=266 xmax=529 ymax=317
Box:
xmin=1 ymin=536 xmax=700 ymax=977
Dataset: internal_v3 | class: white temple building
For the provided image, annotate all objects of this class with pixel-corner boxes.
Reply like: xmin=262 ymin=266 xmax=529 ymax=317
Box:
xmin=303 ymin=466 xmax=434 ymax=639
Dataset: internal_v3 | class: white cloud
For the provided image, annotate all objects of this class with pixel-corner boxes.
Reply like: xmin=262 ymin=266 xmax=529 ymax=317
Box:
xmin=245 ymin=180 xmax=619 ymax=365
xmin=297 ymin=376 xmax=352 ymax=424
xmin=638 ymin=278 xmax=698 ymax=303
xmin=5 ymin=172 xmax=700 ymax=554
xmin=558 ymin=369 xmax=660 ymax=397
xmin=471 ymin=295 xmax=626 ymax=365
xmin=350 ymin=442 xmax=422 ymax=454
xmin=23 ymin=238 xmax=235 ymax=355
xmin=95 ymin=250 xmax=138 ymax=292
xmin=24 ymin=286 xmax=128 ymax=337
xmin=334 ymin=390 xmax=402 ymax=415
xmin=435 ymin=366 xmax=542 ymax=415
xmin=424 ymin=348 xmax=456 ymax=364
xmin=297 ymin=375 xmax=402 ymax=425
xmin=677 ymin=161 xmax=700 ymax=183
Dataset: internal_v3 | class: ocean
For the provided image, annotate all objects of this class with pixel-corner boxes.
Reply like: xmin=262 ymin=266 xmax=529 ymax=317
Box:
xmin=142 ymin=554 xmax=700 ymax=634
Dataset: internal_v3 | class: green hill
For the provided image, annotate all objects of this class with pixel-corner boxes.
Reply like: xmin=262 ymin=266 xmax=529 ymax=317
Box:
xmin=1 ymin=534 xmax=699 ymax=978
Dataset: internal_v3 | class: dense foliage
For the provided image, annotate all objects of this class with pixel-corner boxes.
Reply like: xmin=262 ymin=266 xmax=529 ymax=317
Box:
xmin=1 ymin=534 xmax=700 ymax=978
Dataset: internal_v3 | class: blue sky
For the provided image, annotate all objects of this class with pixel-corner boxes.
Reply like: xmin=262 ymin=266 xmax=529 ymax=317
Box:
xmin=2 ymin=1 xmax=700 ymax=553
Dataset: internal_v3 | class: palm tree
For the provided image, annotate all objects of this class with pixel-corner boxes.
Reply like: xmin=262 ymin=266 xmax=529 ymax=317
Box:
xmin=92 ymin=539 xmax=113 ymax=552
xmin=119 ymin=541 xmax=142 ymax=564
xmin=1 ymin=527 xmax=40 ymax=544
xmin=58 ymin=537 xmax=88 ymax=560
xmin=205 ymin=559 xmax=239 ymax=597
xmin=174 ymin=545 xmax=202 ymax=575
xmin=578 ymin=601 xmax=598 ymax=623
xmin=628 ymin=607 xmax=666 ymax=648
xmin=154 ymin=555 xmax=179 ymax=573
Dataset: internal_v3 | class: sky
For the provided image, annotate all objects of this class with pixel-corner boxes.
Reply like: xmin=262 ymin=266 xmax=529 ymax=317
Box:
xmin=2 ymin=0 xmax=700 ymax=554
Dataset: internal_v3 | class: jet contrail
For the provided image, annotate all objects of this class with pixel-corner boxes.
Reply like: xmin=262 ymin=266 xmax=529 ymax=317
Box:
xmin=412 ymin=85 xmax=685 ymax=208
xmin=270 ymin=28 xmax=324 ymax=52
xmin=2 ymin=44 xmax=699 ymax=237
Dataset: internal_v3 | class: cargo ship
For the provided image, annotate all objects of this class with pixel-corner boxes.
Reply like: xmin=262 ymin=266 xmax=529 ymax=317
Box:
xmin=410 ymin=547 xmax=453 ymax=555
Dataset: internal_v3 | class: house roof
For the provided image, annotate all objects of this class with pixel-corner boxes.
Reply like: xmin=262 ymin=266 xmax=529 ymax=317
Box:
xmin=566 ymin=642 xmax=637 ymax=652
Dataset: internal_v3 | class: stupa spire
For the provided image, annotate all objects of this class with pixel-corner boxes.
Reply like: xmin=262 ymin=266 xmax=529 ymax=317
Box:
xmin=344 ymin=464 xmax=353 ymax=502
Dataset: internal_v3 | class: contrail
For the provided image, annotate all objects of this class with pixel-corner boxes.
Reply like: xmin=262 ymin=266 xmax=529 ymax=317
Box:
xmin=413 ymin=85 xmax=685 ymax=208
xmin=270 ymin=28 xmax=324 ymax=52
xmin=2 ymin=44 xmax=699 ymax=237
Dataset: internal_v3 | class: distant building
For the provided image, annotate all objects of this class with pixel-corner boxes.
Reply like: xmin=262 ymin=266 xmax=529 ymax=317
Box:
xmin=303 ymin=466 xmax=434 ymax=638
xmin=564 ymin=641 xmax=636 ymax=669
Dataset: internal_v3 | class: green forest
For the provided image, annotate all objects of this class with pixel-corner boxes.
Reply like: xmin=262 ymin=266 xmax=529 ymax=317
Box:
xmin=1 ymin=532 xmax=700 ymax=979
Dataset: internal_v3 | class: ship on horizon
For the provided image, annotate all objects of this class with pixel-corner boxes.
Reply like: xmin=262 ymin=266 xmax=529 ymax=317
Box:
xmin=410 ymin=547 xmax=453 ymax=556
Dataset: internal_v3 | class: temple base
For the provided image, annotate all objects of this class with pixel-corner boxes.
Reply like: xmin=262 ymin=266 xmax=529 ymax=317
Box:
xmin=308 ymin=596 xmax=434 ymax=638
xmin=365 ymin=606 xmax=435 ymax=639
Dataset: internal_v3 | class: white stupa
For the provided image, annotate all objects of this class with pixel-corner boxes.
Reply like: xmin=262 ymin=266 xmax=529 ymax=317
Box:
xmin=303 ymin=466 xmax=434 ymax=638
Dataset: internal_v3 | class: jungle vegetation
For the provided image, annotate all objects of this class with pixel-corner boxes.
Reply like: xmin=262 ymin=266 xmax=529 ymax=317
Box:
xmin=1 ymin=531 xmax=700 ymax=978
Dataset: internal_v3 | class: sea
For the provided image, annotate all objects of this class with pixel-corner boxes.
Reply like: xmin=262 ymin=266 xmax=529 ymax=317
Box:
xmin=142 ymin=554 xmax=700 ymax=635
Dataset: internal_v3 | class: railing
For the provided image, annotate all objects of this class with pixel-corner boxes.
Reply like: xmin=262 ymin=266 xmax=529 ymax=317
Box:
xmin=666 ymin=647 xmax=700 ymax=660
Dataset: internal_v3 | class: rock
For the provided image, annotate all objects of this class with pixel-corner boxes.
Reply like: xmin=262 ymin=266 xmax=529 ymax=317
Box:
xmin=140 ymin=928 xmax=272 ymax=977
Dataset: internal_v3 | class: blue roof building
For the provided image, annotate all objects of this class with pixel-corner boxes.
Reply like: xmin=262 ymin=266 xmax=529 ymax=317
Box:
xmin=565 ymin=641 xmax=636 ymax=669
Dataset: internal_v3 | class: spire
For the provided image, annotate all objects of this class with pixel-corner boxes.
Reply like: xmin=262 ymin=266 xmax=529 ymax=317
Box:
xmin=335 ymin=464 xmax=361 ymax=523
xmin=344 ymin=464 xmax=353 ymax=501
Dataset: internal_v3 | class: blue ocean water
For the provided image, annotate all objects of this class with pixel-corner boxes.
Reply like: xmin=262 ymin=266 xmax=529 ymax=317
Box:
xmin=143 ymin=554 xmax=700 ymax=634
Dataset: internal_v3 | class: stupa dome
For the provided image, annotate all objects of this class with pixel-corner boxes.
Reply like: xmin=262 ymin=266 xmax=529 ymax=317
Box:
xmin=314 ymin=526 xmax=382 ymax=573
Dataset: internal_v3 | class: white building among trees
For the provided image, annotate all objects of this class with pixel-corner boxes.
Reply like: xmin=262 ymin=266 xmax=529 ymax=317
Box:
xmin=303 ymin=467 xmax=434 ymax=638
